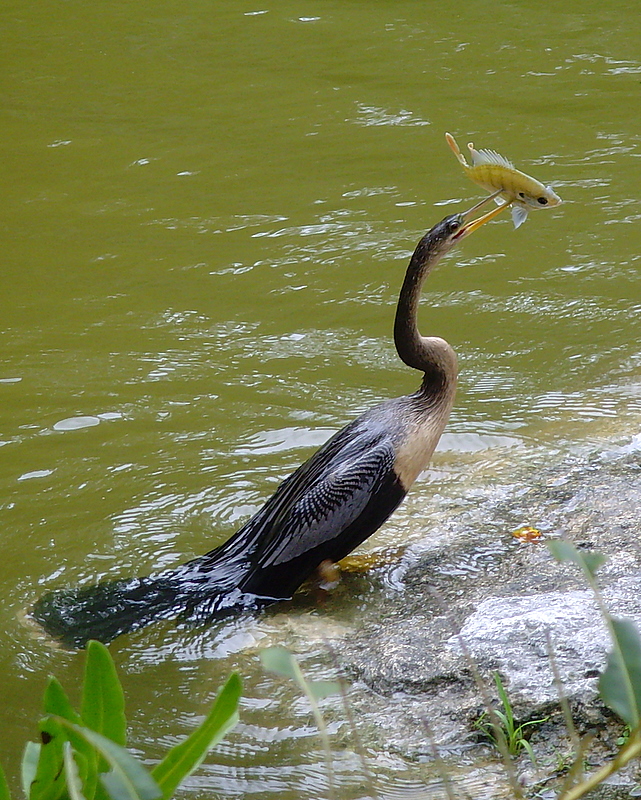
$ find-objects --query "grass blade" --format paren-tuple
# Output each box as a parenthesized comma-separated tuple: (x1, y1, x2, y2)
(151, 673, 241, 800)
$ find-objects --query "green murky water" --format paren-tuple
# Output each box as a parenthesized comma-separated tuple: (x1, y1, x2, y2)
(1, 1, 640, 796)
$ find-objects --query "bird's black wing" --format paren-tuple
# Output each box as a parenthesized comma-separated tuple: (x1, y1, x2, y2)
(235, 418, 406, 598)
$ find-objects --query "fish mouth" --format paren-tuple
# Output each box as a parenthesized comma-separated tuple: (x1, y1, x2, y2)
(454, 191, 511, 239)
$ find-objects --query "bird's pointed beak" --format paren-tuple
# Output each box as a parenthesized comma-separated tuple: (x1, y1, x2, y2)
(454, 191, 511, 240)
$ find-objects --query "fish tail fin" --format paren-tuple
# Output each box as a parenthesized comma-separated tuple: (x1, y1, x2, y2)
(30, 568, 251, 649)
(445, 132, 468, 167)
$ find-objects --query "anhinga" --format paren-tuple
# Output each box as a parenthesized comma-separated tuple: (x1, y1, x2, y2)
(32, 196, 507, 648)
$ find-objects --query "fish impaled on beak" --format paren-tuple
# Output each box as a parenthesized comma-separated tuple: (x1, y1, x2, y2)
(453, 191, 511, 240)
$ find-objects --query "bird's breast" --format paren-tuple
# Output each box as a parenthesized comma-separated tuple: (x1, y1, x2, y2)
(392, 409, 451, 491)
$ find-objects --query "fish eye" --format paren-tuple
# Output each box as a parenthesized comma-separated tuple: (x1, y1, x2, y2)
(537, 196, 548, 205)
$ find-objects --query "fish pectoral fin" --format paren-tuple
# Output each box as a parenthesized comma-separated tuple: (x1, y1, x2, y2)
(511, 204, 529, 228)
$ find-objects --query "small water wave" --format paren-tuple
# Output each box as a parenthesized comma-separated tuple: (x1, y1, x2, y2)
(233, 426, 334, 456)
(351, 102, 430, 127)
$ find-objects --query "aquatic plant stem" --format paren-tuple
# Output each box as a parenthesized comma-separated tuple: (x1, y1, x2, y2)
(558, 728, 641, 800)
(290, 658, 336, 800)
(323, 638, 379, 799)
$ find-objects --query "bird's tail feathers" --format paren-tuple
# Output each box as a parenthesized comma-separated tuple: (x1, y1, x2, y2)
(30, 568, 263, 649)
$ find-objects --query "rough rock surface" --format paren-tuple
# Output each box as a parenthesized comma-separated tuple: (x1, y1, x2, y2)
(332, 435, 641, 794)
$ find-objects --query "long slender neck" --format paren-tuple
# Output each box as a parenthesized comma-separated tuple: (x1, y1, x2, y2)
(393, 233, 457, 387)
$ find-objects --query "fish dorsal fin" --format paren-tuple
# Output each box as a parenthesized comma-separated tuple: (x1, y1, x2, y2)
(468, 143, 514, 170)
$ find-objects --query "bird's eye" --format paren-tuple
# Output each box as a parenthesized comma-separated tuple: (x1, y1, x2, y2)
(537, 196, 548, 205)
(517, 192, 525, 199)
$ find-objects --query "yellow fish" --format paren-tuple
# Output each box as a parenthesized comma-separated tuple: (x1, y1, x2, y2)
(445, 132, 562, 229)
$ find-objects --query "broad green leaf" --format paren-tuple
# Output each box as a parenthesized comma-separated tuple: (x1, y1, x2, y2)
(151, 673, 241, 800)
(43, 675, 100, 800)
(599, 617, 641, 728)
(0, 762, 10, 800)
(306, 681, 341, 701)
(81, 641, 127, 747)
(547, 540, 607, 577)
(55, 721, 160, 800)
(21, 742, 40, 799)
(30, 717, 68, 800)
(63, 743, 87, 800)
(44, 678, 82, 723)
(260, 647, 297, 679)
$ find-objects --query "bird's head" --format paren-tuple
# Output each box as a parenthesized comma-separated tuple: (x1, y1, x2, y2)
(426, 194, 509, 257)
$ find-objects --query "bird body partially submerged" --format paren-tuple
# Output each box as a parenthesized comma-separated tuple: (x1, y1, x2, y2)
(445, 132, 562, 229)
(31, 199, 508, 648)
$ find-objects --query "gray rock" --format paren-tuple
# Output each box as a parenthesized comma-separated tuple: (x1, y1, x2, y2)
(335, 438, 641, 772)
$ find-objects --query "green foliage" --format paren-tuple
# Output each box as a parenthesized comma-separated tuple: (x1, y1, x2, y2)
(599, 617, 641, 729)
(151, 673, 241, 800)
(0, 763, 10, 800)
(1, 640, 240, 800)
(547, 540, 607, 579)
(260, 647, 341, 800)
(81, 641, 127, 748)
(260, 646, 340, 701)
(55, 722, 161, 800)
(615, 725, 631, 747)
(20, 744, 40, 799)
(7, 542, 641, 800)
(547, 539, 641, 730)
(474, 672, 548, 762)
(544, 540, 641, 799)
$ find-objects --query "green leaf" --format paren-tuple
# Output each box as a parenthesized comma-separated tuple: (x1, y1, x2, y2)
(81, 641, 127, 747)
(44, 678, 82, 724)
(0, 762, 10, 800)
(260, 648, 341, 699)
(54, 721, 160, 800)
(151, 673, 241, 800)
(43, 675, 101, 800)
(547, 540, 607, 577)
(63, 743, 87, 800)
(21, 742, 40, 799)
(30, 717, 68, 800)
(259, 646, 336, 794)
(260, 647, 297, 679)
(306, 681, 341, 701)
(599, 617, 641, 728)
